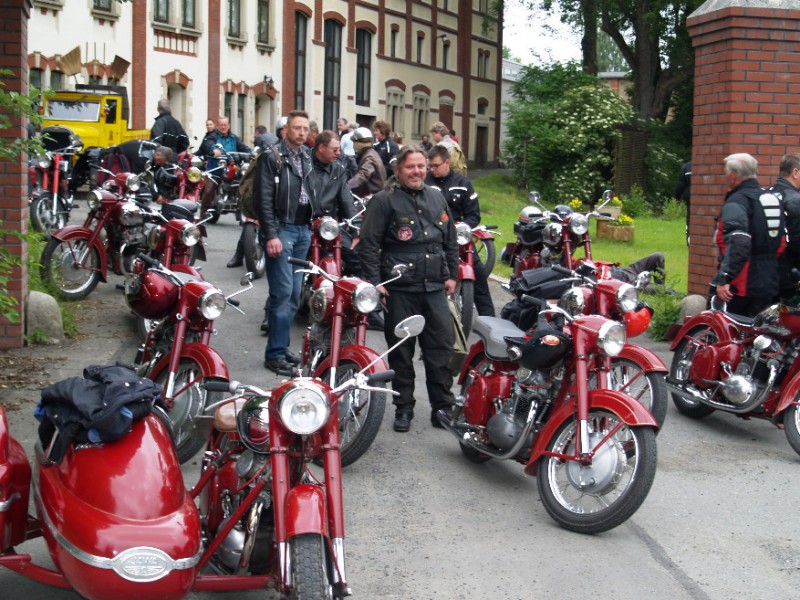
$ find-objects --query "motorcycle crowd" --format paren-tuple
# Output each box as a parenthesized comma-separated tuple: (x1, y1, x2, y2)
(2, 124, 799, 599)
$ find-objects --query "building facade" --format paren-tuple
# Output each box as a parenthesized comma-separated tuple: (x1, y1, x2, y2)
(27, 0, 503, 165)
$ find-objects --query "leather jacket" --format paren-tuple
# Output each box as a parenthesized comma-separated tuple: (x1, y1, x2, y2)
(348, 147, 387, 197)
(307, 151, 358, 222)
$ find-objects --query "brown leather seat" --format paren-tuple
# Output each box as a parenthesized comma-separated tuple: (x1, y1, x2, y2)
(213, 398, 247, 433)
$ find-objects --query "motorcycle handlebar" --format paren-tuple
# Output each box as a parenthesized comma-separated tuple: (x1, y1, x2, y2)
(366, 370, 395, 384)
(288, 257, 312, 268)
(551, 265, 573, 277)
(136, 253, 161, 268)
(205, 380, 238, 393)
(227, 298, 240, 307)
(520, 294, 549, 309)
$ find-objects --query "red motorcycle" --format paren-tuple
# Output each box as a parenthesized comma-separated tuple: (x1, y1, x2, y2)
(0, 316, 423, 599)
(40, 171, 153, 300)
(293, 257, 407, 466)
(173, 151, 208, 203)
(28, 125, 84, 236)
(206, 150, 252, 224)
(441, 301, 658, 533)
(667, 297, 800, 455)
(127, 255, 254, 463)
(453, 222, 498, 337)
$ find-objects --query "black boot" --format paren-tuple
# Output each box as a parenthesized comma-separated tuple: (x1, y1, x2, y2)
(227, 239, 244, 268)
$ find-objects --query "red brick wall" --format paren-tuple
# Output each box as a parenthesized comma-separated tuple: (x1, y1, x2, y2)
(0, 0, 32, 349)
(687, 5, 800, 296)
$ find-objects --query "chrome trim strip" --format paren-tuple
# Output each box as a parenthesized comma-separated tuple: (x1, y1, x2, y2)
(0, 492, 21, 512)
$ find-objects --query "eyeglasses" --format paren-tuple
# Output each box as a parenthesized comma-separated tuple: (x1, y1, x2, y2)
(428, 161, 445, 169)
(326, 145, 341, 153)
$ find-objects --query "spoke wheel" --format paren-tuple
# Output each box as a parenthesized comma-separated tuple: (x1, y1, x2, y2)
(473, 237, 496, 275)
(31, 191, 68, 237)
(242, 222, 265, 279)
(286, 534, 333, 600)
(537, 410, 657, 534)
(590, 358, 668, 429)
(454, 280, 475, 338)
(152, 358, 216, 463)
(318, 359, 386, 467)
(669, 327, 717, 418)
(41, 236, 101, 300)
(784, 404, 800, 456)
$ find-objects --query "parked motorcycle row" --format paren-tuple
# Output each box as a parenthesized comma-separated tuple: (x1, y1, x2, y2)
(5, 144, 800, 598)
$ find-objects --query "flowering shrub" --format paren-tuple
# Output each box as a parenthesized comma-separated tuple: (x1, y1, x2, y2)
(568, 198, 584, 211)
(610, 196, 623, 207)
(610, 213, 635, 227)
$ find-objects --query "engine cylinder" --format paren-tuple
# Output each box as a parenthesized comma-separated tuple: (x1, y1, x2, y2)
(486, 412, 523, 451)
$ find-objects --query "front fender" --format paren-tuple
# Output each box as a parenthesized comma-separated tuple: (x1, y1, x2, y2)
(777, 373, 800, 414)
(616, 343, 667, 372)
(524, 388, 658, 476)
(51, 225, 108, 282)
(314, 345, 387, 378)
(669, 311, 738, 350)
(148, 343, 230, 382)
(458, 261, 475, 281)
(285, 484, 328, 538)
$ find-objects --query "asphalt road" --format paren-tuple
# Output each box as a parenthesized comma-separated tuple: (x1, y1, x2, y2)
(1, 204, 799, 599)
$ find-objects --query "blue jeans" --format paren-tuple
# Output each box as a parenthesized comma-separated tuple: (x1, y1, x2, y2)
(264, 224, 311, 360)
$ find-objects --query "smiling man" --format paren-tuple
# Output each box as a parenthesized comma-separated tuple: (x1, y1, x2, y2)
(357, 144, 459, 432)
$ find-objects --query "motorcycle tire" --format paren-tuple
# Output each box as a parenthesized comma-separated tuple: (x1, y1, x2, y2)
(30, 190, 68, 237)
(152, 357, 216, 463)
(242, 221, 266, 279)
(454, 280, 475, 339)
(537, 409, 657, 534)
(41, 235, 102, 300)
(287, 534, 333, 600)
(591, 358, 668, 429)
(669, 327, 716, 419)
(318, 359, 386, 467)
(783, 404, 800, 456)
(189, 244, 200, 266)
(474, 237, 496, 275)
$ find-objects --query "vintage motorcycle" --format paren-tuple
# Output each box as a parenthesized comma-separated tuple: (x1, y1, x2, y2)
(453, 222, 498, 337)
(667, 297, 800, 455)
(440, 301, 658, 533)
(206, 150, 252, 224)
(0, 316, 423, 600)
(40, 171, 152, 300)
(293, 256, 406, 466)
(128, 255, 253, 463)
(28, 125, 84, 236)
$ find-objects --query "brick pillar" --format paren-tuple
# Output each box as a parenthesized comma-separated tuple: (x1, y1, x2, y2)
(686, 1, 800, 296)
(0, 0, 32, 349)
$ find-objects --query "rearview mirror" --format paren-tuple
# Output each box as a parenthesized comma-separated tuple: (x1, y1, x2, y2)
(394, 315, 425, 338)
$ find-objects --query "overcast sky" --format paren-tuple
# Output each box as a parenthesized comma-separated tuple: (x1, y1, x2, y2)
(503, 1, 582, 65)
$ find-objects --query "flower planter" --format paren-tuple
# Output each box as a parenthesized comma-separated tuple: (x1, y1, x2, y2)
(599, 205, 622, 220)
(597, 219, 634, 242)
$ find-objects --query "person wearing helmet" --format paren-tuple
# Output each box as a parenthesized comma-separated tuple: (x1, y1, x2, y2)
(373, 119, 399, 177)
(425, 144, 495, 317)
(357, 144, 459, 433)
(348, 126, 387, 197)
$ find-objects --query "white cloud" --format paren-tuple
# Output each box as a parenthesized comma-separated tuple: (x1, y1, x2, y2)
(503, 1, 582, 66)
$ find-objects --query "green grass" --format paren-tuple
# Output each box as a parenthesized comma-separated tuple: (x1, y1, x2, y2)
(474, 173, 688, 294)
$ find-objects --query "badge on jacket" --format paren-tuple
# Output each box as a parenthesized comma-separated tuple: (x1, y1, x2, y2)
(398, 227, 413, 241)
(440, 211, 449, 223)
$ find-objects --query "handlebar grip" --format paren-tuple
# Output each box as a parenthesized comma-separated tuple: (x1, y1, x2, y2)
(520, 294, 548, 309)
(288, 257, 311, 268)
(551, 265, 573, 276)
(227, 298, 240, 307)
(205, 380, 238, 393)
(137, 253, 160, 267)
(485, 224, 498, 230)
(367, 370, 395, 384)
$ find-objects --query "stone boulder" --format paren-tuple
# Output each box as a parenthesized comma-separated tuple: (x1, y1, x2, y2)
(25, 290, 63, 344)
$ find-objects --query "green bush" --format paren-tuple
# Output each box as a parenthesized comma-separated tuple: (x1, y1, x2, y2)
(644, 289, 683, 341)
(661, 198, 687, 221)
(620, 185, 648, 218)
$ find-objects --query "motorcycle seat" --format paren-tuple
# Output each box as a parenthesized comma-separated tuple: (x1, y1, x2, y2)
(723, 311, 754, 326)
(213, 398, 248, 433)
(473, 316, 526, 360)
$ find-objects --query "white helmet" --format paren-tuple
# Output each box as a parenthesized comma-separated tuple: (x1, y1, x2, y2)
(518, 206, 543, 223)
(352, 127, 374, 143)
(275, 116, 288, 132)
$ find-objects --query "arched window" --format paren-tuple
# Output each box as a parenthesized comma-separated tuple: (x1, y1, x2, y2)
(386, 87, 405, 133)
(412, 92, 430, 138)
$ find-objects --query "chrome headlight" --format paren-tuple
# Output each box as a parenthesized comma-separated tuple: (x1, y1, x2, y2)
(310, 287, 328, 323)
(598, 320, 626, 356)
(180, 223, 201, 246)
(198, 288, 226, 320)
(36, 153, 52, 169)
(147, 225, 163, 250)
(88, 190, 103, 210)
(559, 287, 585, 317)
(118, 201, 143, 225)
(570, 214, 589, 236)
(126, 173, 142, 192)
(455, 222, 472, 246)
(352, 282, 379, 314)
(187, 166, 202, 183)
(278, 381, 330, 435)
(616, 283, 638, 313)
(317, 216, 340, 241)
(543, 222, 562, 246)
(191, 155, 204, 168)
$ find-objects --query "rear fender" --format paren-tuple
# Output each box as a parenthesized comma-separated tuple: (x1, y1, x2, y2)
(524, 388, 658, 476)
(285, 484, 328, 538)
(148, 343, 230, 382)
(51, 225, 108, 282)
(669, 311, 738, 350)
(458, 340, 487, 384)
(0, 406, 32, 550)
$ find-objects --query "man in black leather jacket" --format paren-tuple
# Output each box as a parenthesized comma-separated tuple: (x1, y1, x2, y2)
(358, 144, 459, 432)
(771, 153, 800, 300)
(150, 99, 188, 153)
(253, 110, 314, 373)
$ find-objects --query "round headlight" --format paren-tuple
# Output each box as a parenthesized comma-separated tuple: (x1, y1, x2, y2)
(598, 320, 626, 356)
(198, 289, 226, 320)
(180, 223, 201, 247)
(191, 155, 204, 168)
(310, 287, 328, 323)
(543, 222, 562, 246)
(318, 217, 340, 241)
(559, 287, 586, 317)
(147, 225, 163, 250)
(88, 190, 103, 210)
(37, 153, 52, 169)
(352, 282, 379, 314)
(118, 201, 143, 225)
(616, 283, 639, 313)
(278, 382, 330, 435)
(126, 173, 142, 192)
(570, 214, 589, 236)
(455, 222, 472, 246)
(187, 166, 202, 183)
